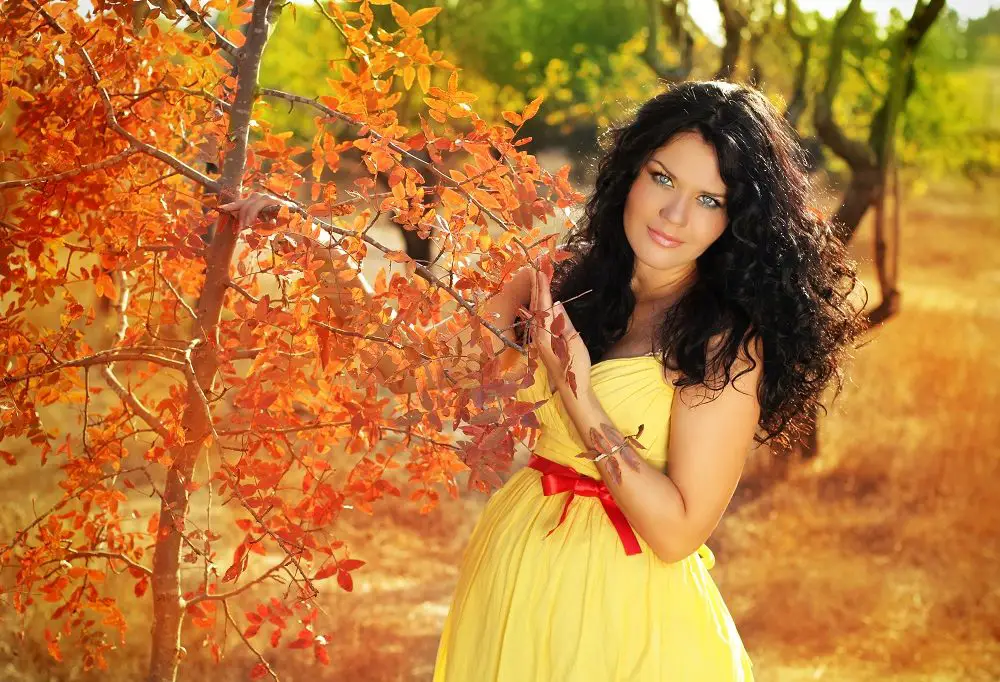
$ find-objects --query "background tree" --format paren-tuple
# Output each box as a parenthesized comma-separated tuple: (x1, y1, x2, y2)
(0, 0, 581, 679)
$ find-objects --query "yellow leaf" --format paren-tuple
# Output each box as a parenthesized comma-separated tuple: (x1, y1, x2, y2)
(502, 111, 522, 127)
(417, 65, 431, 93)
(474, 190, 501, 211)
(402, 65, 415, 90)
(8, 86, 35, 102)
(522, 95, 543, 122)
(390, 1, 410, 26)
(409, 6, 442, 26)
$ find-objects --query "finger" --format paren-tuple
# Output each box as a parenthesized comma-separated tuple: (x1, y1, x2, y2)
(539, 269, 553, 314)
(246, 200, 262, 226)
(219, 201, 237, 213)
(529, 270, 538, 339)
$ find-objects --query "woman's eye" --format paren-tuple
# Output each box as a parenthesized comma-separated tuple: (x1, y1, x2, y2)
(651, 171, 672, 187)
(699, 195, 723, 209)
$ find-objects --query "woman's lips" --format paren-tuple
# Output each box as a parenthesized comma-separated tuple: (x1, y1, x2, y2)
(647, 226, 684, 248)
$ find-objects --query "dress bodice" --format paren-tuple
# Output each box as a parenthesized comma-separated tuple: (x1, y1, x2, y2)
(515, 355, 676, 478)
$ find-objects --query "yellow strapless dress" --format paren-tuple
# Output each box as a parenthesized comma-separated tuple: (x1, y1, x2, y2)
(432, 355, 754, 681)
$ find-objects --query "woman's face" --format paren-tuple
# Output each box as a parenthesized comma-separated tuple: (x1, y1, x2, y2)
(622, 131, 729, 273)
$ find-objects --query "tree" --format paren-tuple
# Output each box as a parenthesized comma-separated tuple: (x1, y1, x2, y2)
(815, 0, 945, 325)
(0, 0, 582, 679)
(768, 0, 945, 460)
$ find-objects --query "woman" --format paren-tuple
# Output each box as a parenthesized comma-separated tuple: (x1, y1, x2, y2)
(224, 81, 864, 680)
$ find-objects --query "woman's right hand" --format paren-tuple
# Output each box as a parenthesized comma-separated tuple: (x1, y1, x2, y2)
(219, 191, 287, 229)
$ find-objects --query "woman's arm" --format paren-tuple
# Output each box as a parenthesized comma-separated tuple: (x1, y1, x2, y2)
(222, 192, 535, 394)
(556, 340, 764, 563)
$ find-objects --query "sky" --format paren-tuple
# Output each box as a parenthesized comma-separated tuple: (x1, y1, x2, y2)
(689, 0, 1000, 43)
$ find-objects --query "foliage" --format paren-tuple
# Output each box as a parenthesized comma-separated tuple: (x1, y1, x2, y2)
(0, 0, 583, 678)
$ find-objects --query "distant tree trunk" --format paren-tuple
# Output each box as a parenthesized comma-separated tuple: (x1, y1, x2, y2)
(402, 221, 433, 264)
(782, 0, 812, 130)
(795, 0, 944, 458)
(714, 0, 746, 81)
(641, 0, 694, 82)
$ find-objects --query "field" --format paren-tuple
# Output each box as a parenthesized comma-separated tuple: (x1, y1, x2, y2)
(2, 172, 998, 681)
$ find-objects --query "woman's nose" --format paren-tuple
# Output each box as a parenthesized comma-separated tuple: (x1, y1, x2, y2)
(660, 195, 690, 227)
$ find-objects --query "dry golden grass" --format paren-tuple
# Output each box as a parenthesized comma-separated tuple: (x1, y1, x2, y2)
(2, 174, 997, 680)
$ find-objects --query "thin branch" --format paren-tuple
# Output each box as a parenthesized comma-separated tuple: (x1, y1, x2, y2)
(161, 265, 205, 337)
(0, 467, 146, 555)
(844, 54, 884, 98)
(813, 0, 874, 170)
(98, 277, 173, 440)
(109, 85, 232, 114)
(0, 148, 140, 189)
(640, 0, 693, 82)
(226, 280, 259, 304)
(182, 339, 219, 443)
(173, 0, 240, 56)
(185, 558, 290, 607)
(2, 348, 187, 386)
(224, 601, 280, 682)
(62, 550, 153, 577)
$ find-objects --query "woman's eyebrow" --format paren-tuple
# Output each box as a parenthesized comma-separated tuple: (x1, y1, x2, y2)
(649, 158, 727, 198)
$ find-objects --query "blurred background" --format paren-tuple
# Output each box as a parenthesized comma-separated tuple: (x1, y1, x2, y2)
(3, 0, 999, 680)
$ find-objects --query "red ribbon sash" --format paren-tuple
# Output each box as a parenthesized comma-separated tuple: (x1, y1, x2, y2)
(527, 454, 642, 556)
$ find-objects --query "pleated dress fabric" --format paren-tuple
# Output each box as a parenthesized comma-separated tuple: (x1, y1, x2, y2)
(432, 355, 754, 681)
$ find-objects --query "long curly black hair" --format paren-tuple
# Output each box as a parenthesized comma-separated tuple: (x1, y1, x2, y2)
(549, 81, 867, 447)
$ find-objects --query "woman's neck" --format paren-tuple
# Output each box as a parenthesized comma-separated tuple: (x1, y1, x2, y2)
(631, 262, 695, 306)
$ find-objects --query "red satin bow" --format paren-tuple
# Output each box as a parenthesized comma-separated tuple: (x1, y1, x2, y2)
(527, 454, 642, 556)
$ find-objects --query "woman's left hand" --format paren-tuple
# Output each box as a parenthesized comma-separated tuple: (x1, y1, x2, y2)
(527, 267, 592, 397)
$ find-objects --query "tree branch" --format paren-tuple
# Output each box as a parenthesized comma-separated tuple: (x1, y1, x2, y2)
(0, 148, 140, 189)
(62, 550, 153, 577)
(1, 347, 186, 386)
(813, 0, 874, 171)
(184, 558, 290, 607)
(224, 601, 280, 682)
(173, 0, 240, 57)
(640, 0, 693, 82)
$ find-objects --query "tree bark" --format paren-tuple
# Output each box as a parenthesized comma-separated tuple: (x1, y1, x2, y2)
(641, 0, 693, 82)
(714, 0, 746, 81)
(782, 0, 812, 129)
(146, 1, 276, 680)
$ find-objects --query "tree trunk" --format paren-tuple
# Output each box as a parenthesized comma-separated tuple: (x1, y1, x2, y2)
(146, 1, 276, 679)
(640, 0, 693, 82)
(714, 0, 745, 81)
(796, 0, 943, 459)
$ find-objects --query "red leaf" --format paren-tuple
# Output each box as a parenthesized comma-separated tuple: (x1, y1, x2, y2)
(314, 563, 337, 581)
(339, 559, 365, 572)
(337, 569, 354, 592)
(250, 663, 269, 680)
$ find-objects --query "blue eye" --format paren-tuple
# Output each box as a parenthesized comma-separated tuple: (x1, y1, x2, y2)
(699, 195, 723, 210)
(650, 171, 673, 187)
